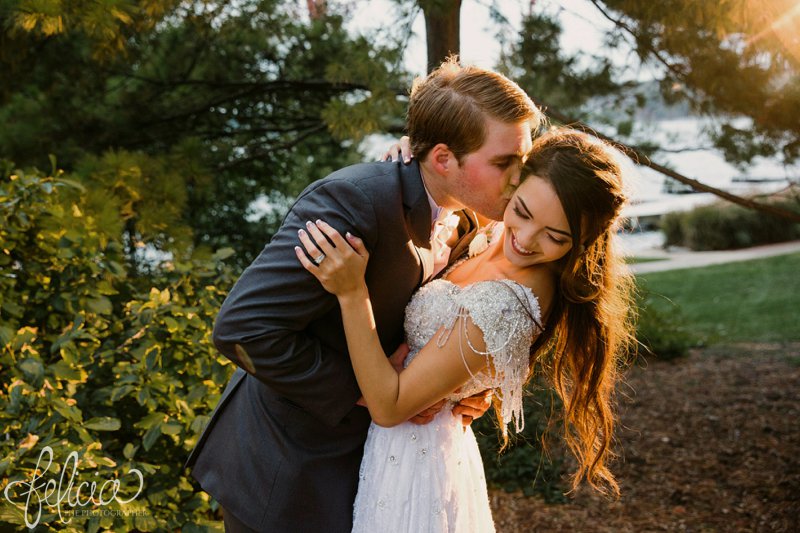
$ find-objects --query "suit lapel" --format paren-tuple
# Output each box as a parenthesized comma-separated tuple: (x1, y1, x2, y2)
(436, 210, 479, 280)
(400, 161, 435, 285)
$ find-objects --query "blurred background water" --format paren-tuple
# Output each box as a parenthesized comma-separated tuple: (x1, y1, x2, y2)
(617, 117, 798, 254)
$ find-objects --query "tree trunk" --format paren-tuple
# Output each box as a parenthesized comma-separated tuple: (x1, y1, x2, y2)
(306, 0, 326, 19)
(420, 0, 462, 73)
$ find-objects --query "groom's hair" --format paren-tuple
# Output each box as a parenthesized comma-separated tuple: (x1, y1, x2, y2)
(407, 56, 542, 162)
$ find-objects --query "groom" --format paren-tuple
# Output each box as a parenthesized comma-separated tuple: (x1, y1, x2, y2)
(185, 58, 542, 532)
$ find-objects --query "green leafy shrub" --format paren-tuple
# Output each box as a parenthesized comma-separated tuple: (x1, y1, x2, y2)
(634, 289, 698, 360)
(661, 198, 800, 251)
(473, 377, 568, 503)
(1, 165, 236, 531)
(660, 210, 684, 248)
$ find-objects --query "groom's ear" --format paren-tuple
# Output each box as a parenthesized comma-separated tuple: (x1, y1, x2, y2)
(429, 143, 457, 176)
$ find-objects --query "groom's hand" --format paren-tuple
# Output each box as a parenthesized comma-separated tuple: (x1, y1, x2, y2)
(409, 399, 447, 425)
(452, 389, 493, 427)
(409, 389, 493, 426)
(388, 343, 410, 374)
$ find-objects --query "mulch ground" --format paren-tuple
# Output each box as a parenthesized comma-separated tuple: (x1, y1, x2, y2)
(490, 343, 800, 532)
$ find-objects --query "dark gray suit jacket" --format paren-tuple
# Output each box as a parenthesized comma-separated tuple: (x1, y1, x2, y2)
(185, 160, 476, 532)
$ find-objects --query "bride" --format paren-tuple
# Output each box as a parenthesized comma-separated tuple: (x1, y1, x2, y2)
(295, 129, 635, 532)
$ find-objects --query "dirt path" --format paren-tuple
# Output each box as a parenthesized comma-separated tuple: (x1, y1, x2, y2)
(630, 240, 800, 274)
(490, 344, 800, 532)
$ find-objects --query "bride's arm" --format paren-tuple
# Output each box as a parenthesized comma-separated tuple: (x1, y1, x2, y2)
(296, 220, 491, 427)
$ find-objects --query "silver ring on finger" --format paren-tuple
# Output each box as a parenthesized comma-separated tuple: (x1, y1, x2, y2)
(313, 253, 326, 265)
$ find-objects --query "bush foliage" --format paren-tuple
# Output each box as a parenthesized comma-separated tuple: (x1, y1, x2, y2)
(0, 165, 237, 531)
(634, 290, 698, 360)
(661, 198, 800, 251)
(473, 377, 568, 503)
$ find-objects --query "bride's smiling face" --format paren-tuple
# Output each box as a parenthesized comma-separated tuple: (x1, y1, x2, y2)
(502, 175, 574, 267)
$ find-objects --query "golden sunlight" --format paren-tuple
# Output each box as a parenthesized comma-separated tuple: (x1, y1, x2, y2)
(745, 0, 800, 62)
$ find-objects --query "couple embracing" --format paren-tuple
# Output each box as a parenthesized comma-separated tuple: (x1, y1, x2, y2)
(185, 58, 635, 532)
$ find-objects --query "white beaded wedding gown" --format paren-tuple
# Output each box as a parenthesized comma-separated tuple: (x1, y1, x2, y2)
(351, 277, 541, 533)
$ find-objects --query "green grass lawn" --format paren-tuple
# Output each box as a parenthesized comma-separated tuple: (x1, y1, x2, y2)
(637, 252, 800, 343)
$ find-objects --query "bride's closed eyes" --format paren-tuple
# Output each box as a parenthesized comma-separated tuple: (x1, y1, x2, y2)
(512, 200, 569, 245)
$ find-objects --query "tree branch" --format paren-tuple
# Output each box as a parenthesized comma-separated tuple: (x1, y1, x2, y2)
(636, 144, 715, 154)
(536, 100, 800, 223)
(217, 123, 329, 171)
(102, 69, 383, 93)
(586, 0, 689, 82)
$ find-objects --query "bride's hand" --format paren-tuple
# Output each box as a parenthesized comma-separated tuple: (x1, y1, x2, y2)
(380, 135, 413, 163)
(295, 220, 369, 298)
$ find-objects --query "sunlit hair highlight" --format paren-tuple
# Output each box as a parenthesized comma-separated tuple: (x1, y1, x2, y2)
(521, 128, 636, 497)
(407, 56, 542, 162)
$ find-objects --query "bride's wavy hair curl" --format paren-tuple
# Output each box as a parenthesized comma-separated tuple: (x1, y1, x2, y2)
(522, 129, 636, 498)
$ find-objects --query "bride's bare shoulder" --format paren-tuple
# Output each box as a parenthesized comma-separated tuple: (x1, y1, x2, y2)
(513, 266, 557, 317)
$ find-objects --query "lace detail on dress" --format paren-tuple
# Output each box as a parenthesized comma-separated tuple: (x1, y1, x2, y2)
(443, 280, 540, 436)
(403, 278, 542, 438)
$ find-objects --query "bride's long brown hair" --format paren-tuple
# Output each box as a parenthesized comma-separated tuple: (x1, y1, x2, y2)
(521, 129, 636, 497)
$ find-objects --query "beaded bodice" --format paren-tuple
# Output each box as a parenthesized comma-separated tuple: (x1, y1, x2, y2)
(402, 278, 541, 435)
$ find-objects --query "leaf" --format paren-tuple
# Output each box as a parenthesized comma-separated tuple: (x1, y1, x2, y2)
(40, 15, 63, 36)
(134, 513, 159, 531)
(123, 442, 137, 459)
(110, 8, 133, 25)
(131, 344, 147, 361)
(95, 455, 117, 467)
(136, 386, 151, 406)
(181, 523, 222, 533)
(0, 325, 14, 347)
(84, 417, 121, 431)
(87, 296, 113, 315)
(87, 516, 101, 533)
(144, 345, 160, 370)
(163, 316, 179, 333)
(142, 424, 162, 451)
(19, 433, 39, 450)
(53, 177, 86, 193)
(50, 360, 86, 382)
(190, 415, 210, 435)
(53, 400, 83, 423)
(17, 13, 39, 32)
(0, 501, 26, 525)
(135, 411, 166, 430)
(175, 399, 193, 418)
(161, 421, 182, 435)
(111, 384, 136, 401)
(111, 385, 136, 402)
(107, 260, 125, 275)
(212, 247, 235, 261)
(18, 358, 44, 381)
(2, 300, 24, 318)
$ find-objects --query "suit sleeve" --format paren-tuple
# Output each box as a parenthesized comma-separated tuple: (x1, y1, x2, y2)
(212, 179, 379, 426)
